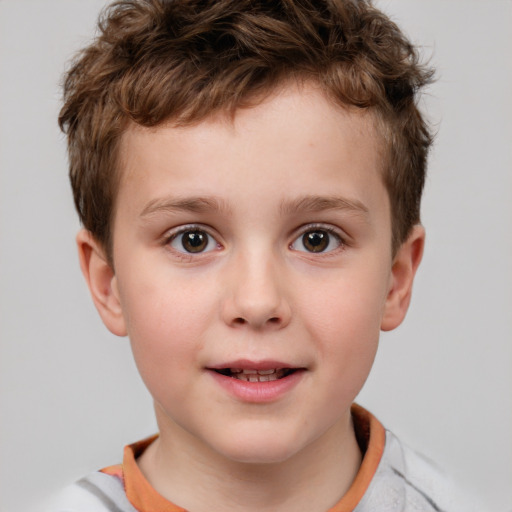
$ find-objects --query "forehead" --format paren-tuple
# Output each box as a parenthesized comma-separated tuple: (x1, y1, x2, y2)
(115, 84, 387, 220)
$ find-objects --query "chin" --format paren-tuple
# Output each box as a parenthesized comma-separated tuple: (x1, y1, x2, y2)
(212, 429, 307, 465)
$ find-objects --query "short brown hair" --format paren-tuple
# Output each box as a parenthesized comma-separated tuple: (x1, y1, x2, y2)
(59, 0, 434, 260)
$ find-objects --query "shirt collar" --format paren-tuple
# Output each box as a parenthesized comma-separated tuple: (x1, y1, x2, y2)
(102, 403, 385, 512)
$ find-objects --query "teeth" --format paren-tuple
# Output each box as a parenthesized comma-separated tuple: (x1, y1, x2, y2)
(235, 372, 279, 382)
(229, 368, 292, 382)
(257, 369, 276, 375)
(238, 368, 277, 375)
(213, 367, 295, 382)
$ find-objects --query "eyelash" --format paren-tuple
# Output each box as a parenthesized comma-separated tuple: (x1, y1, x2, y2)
(162, 223, 346, 258)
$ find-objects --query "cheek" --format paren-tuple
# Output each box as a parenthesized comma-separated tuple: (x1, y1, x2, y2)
(302, 276, 385, 334)
(298, 269, 387, 370)
(302, 285, 381, 404)
(118, 273, 217, 383)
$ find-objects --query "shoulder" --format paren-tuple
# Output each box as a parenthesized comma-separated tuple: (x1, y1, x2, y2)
(357, 430, 480, 512)
(43, 470, 138, 512)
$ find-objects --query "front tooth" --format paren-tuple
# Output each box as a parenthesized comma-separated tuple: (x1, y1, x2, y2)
(248, 375, 259, 382)
(242, 369, 257, 374)
(257, 369, 277, 375)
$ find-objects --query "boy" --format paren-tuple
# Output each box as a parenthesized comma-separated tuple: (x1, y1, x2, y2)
(50, 0, 474, 510)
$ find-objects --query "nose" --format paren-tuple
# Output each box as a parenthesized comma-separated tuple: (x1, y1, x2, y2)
(221, 250, 291, 330)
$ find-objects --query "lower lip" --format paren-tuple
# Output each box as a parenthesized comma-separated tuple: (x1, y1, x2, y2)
(208, 370, 305, 403)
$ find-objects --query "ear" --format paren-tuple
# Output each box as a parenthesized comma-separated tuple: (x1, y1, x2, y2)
(76, 229, 127, 337)
(381, 225, 425, 332)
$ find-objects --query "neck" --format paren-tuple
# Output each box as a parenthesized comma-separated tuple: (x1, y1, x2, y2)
(137, 406, 362, 512)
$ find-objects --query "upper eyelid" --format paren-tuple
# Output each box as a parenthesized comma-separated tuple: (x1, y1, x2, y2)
(291, 223, 346, 240)
(163, 223, 346, 239)
(164, 223, 218, 240)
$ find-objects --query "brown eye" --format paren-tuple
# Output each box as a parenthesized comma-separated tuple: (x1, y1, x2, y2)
(302, 231, 329, 252)
(169, 229, 217, 254)
(182, 231, 207, 252)
(291, 228, 342, 254)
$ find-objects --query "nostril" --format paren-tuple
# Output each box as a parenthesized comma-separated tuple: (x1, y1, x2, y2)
(231, 316, 281, 327)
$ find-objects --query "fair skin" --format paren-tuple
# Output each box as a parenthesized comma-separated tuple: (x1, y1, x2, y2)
(77, 84, 424, 512)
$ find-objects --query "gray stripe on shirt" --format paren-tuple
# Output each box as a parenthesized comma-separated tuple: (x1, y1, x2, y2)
(76, 472, 138, 512)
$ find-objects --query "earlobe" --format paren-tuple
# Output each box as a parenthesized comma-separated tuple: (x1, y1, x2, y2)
(76, 229, 127, 337)
(381, 225, 425, 332)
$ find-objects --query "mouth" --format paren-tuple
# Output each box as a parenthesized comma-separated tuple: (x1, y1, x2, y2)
(207, 362, 305, 401)
(211, 368, 297, 382)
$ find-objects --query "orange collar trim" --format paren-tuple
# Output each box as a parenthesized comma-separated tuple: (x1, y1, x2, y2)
(327, 404, 385, 511)
(101, 404, 385, 512)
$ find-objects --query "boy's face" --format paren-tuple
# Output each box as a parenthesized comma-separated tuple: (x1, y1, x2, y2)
(81, 84, 422, 465)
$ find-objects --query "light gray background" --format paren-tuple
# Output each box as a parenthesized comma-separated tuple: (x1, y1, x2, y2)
(1, 1, 511, 511)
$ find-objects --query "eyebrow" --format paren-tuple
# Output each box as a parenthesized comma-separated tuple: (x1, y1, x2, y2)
(139, 194, 369, 219)
(279, 195, 369, 217)
(140, 196, 232, 218)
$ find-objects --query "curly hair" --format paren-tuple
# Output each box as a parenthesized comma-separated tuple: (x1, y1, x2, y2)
(59, 0, 434, 260)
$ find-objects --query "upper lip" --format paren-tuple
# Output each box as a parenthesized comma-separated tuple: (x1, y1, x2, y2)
(207, 359, 299, 371)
